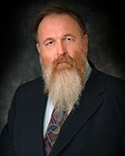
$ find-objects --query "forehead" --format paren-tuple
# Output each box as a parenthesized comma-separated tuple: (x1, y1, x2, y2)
(37, 13, 82, 40)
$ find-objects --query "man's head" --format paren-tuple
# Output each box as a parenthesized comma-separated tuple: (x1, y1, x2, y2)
(31, 5, 88, 111)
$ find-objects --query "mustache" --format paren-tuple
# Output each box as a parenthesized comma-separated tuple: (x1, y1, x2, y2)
(52, 55, 76, 69)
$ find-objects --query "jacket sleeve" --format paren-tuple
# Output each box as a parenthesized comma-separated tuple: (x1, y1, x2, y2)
(122, 94, 125, 155)
(118, 80, 125, 155)
(116, 79, 125, 155)
(0, 90, 17, 156)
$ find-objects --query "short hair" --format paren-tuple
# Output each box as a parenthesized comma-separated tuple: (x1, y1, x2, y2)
(31, 4, 86, 42)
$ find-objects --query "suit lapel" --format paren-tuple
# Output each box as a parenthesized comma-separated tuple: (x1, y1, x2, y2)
(37, 79, 48, 156)
(27, 78, 47, 155)
(49, 69, 106, 156)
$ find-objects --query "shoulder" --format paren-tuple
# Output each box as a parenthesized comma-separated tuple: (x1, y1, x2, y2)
(17, 77, 43, 91)
(91, 68, 125, 108)
(94, 69, 125, 120)
(89, 61, 125, 90)
(96, 69, 125, 90)
(14, 77, 44, 99)
(88, 61, 125, 104)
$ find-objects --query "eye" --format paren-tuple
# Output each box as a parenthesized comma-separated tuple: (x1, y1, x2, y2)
(46, 41, 53, 46)
(66, 38, 72, 41)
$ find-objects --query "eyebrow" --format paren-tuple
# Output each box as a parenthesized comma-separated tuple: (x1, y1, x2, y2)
(43, 38, 54, 45)
(63, 33, 76, 38)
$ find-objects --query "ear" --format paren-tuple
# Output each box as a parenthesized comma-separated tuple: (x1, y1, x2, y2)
(84, 34, 88, 47)
(83, 34, 88, 54)
(36, 43, 40, 53)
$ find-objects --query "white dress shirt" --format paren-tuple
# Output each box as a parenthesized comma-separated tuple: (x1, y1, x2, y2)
(43, 61, 92, 138)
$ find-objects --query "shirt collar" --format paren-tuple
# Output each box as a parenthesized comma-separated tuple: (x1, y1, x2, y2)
(85, 60, 93, 82)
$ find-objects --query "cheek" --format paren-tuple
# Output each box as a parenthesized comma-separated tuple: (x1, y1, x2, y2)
(41, 47, 58, 63)
(40, 51, 55, 65)
(67, 46, 77, 58)
(68, 48, 82, 59)
(67, 42, 85, 58)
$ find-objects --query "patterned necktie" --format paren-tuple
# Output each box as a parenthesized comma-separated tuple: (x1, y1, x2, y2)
(44, 108, 68, 156)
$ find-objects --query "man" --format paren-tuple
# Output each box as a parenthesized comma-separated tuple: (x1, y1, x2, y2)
(0, 4, 125, 156)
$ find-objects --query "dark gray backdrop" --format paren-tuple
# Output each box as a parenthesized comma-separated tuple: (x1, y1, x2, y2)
(0, 0, 125, 132)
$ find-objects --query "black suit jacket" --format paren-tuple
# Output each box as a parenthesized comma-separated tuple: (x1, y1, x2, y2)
(0, 64, 125, 156)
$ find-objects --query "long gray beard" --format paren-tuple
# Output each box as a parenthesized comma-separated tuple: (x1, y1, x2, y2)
(41, 52, 87, 112)
(43, 67, 85, 112)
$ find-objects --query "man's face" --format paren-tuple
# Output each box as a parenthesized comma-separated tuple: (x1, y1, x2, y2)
(36, 13, 88, 68)
(36, 13, 88, 111)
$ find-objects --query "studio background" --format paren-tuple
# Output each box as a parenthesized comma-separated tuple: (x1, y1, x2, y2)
(0, 0, 125, 132)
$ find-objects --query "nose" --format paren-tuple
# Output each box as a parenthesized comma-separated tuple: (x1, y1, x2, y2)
(57, 41, 68, 56)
